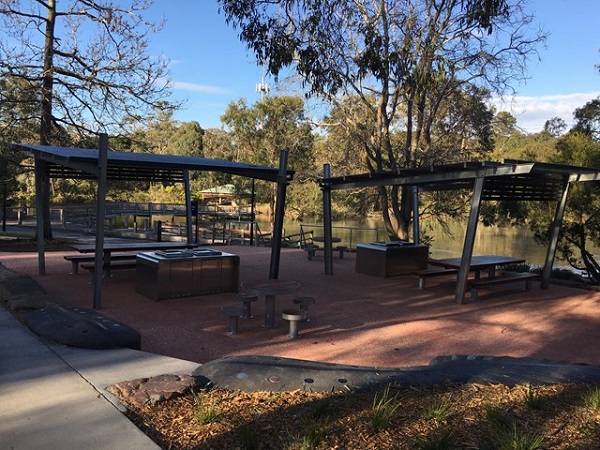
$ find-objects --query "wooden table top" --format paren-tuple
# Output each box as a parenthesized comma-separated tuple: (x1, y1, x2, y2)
(72, 241, 196, 253)
(241, 279, 301, 296)
(434, 255, 526, 269)
(313, 236, 342, 243)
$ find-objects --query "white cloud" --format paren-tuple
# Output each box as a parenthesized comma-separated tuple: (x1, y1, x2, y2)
(169, 80, 232, 95)
(491, 92, 600, 133)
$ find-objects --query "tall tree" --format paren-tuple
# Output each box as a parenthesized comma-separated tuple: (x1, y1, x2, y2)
(0, 0, 177, 237)
(221, 95, 314, 223)
(131, 109, 204, 157)
(531, 130, 600, 282)
(543, 117, 568, 138)
(218, 0, 546, 239)
(0, 75, 39, 221)
(573, 97, 600, 140)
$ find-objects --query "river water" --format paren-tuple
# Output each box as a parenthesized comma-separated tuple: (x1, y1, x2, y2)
(268, 217, 565, 267)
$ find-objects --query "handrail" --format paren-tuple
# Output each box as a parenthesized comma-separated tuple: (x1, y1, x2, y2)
(300, 223, 379, 250)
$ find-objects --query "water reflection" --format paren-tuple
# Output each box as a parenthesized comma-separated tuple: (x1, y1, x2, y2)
(270, 217, 553, 266)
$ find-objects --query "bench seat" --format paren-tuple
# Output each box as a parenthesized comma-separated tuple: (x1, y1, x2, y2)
(64, 253, 138, 274)
(469, 272, 539, 301)
(416, 266, 483, 289)
(304, 245, 346, 261)
(416, 268, 458, 289)
(81, 260, 138, 282)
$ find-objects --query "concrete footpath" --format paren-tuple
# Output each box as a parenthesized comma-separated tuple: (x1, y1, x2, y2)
(0, 307, 199, 450)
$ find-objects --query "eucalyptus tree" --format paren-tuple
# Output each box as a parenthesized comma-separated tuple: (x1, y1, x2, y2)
(531, 128, 600, 283)
(132, 109, 204, 157)
(221, 95, 315, 222)
(543, 117, 568, 138)
(573, 98, 600, 140)
(218, 0, 546, 239)
(0, 0, 177, 237)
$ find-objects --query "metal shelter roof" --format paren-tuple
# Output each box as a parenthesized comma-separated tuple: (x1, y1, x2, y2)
(12, 144, 294, 183)
(318, 159, 600, 304)
(321, 160, 600, 201)
(16, 140, 293, 309)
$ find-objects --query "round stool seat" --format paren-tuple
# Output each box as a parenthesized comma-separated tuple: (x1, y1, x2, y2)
(292, 296, 316, 322)
(293, 296, 316, 307)
(221, 305, 247, 316)
(282, 308, 306, 321)
(235, 293, 258, 318)
(281, 308, 306, 339)
(220, 305, 247, 335)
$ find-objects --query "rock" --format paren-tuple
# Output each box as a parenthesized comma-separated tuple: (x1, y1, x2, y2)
(8, 293, 50, 310)
(0, 265, 52, 310)
(107, 374, 196, 407)
(26, 305, 141, 349)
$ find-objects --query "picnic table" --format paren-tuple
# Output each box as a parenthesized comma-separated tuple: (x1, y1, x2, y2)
(70, 241, 196, 277)
(429, 255, 525, 278)
(241, 279, 300, 329)
(428, 255, 538, 301)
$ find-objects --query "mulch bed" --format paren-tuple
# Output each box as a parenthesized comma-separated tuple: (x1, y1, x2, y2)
(125, 382, 600, 449)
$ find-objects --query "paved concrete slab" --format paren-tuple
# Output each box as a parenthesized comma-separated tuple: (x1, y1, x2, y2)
(0, 307, 199, 449)
(51, 344, 201, 411)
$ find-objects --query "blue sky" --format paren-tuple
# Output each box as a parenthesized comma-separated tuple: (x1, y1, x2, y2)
(148, 0, 600, 133)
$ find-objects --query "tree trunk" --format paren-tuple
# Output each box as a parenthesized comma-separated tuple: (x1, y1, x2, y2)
(38, 0, 56, 240)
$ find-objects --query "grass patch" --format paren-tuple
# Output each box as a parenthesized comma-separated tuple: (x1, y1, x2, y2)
(193, 390, 223, 425)
(583, 386, 600, 410)
(423, 396, 454, 423)
(371, 385, 401, 432)
(415, 429, 454, 450)
(496, 422, 545, 450)
(522, 384, 544, 410)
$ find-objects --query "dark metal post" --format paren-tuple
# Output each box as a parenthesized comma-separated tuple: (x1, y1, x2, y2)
(541, 181, 570, 288)
(250, 178, 255, 246)
(2, 183, 7, 232)
(184, 169, 193, 244)
(412, 186, 420, 244)
(455, 177, 484, 304)
(156, 220, 162, 242)
(269, 150, 289, 279)
(322, 164, 334, 275)
(93, 133, 109, 309)
(34, 158, 46, 275)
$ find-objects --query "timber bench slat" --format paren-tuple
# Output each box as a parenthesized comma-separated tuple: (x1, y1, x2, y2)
(427, 258, 452, 268)
(416, 268, 459, 289)
(64, 253, 138, 274)
(416, 266, 483, 289)
(81, 260, 138, 282)
(469, 272, 539, 301)
(304, 245, 346, 261)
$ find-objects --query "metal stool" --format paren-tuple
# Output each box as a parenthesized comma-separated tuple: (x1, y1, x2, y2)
(235, 293, 258, 318)
(282, 309, 306, 339)
(220, 305, 247, 334)
(304, 245, 319, 261)
(293, 296, 316, 322)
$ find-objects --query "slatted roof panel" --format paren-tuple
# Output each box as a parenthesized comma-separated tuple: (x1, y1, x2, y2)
(12, 144, 294, 183)
(322, 160, 600, 202)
